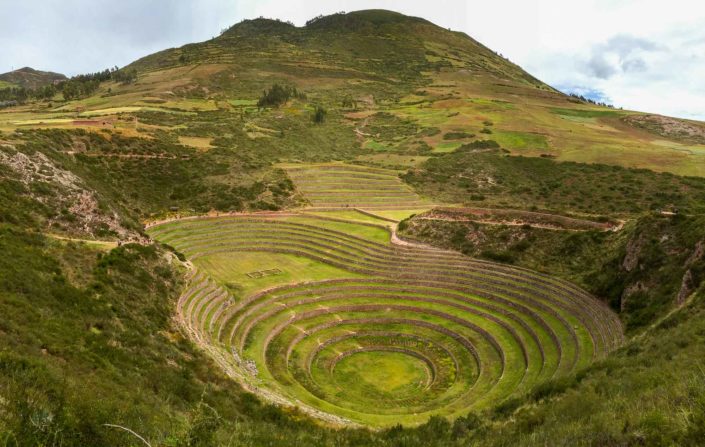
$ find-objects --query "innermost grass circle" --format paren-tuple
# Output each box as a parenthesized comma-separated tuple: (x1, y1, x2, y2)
(332, 350, 431, 397)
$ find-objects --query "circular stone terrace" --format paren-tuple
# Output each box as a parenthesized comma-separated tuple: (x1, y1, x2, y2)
(146, 163, 623, 427)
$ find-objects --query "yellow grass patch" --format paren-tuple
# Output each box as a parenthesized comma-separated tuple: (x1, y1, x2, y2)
(178, 136, 214, 151)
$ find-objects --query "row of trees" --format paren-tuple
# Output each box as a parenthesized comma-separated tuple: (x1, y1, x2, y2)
(72, 66, 137, 85)
(0, 66, 138, 105)
(257, 84, 306, 108)
(256, 84, 327, 124)
(568, 93, 616, 108)
(0, 84, 57, 104)
(61, 79, 101, 100)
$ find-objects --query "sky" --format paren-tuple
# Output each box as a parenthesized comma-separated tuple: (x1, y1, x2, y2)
(1, 0, 704, 119)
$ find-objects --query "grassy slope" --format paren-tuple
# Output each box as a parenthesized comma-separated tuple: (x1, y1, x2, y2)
(2, 11, 704, 177)
(401, 148, 705, 215)
(472, 290, 705, 447)
(0, 67, 66, 89)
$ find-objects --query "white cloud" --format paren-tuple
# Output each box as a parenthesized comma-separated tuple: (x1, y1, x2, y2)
(518, 0, 705, 119)
(1, 0, 703, 119)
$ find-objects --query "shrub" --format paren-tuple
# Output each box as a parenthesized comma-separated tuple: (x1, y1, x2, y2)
(480, 249, 516, 263)
(312, 105, 327, 124)
(257, 84, 305, 108)
(443, 131, 475, 140)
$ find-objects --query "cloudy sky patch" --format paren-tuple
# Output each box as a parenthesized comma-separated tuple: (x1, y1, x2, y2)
(0, 0, 703, 119)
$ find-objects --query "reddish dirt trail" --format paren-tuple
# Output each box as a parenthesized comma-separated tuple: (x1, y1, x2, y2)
(420, 207, 623, 232)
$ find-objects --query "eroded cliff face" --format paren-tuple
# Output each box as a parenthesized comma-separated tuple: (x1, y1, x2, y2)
(0, 148, 142, 241)
(617, 217, 705, 315)
(677, 240, 705, 305)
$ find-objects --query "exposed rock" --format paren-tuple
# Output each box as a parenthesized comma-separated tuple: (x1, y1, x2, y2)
(685, 240, 705, 266)
(676, 240, 705, 306)
(677, 269, 695, 305)
(624, 114, 705, 144)
(0, 149, 140, 241)
(622, 234, 643, 272)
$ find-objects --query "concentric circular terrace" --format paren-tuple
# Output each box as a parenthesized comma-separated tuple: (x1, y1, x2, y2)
(148, 210, 623, 427)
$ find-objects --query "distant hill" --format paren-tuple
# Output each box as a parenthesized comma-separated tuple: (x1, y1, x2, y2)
(0, 66, 66, 89)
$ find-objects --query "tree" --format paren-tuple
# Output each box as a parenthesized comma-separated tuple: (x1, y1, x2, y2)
(61, 81, 80, 100)
(257, 84, 305, 108)
(312, 105, 326, 124)
(112, 69, 138, 85)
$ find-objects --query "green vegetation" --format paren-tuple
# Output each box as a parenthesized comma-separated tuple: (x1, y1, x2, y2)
(148, 214, 622, 426)
(402, 149, 705, 215)
(0, 230, 281, 445)
(257, 84, 305, 108)
(312, 105, 327, 124)
(443, 131, 475, 140)
(1, 224, 703, 446)
(17, 128, 302, 217)
(401, 211, 705, 332)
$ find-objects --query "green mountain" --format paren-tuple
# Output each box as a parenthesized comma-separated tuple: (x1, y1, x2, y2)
(0, 66, 66, 89)
(0, 9, 704, 446)
(130, 10, 547, 90)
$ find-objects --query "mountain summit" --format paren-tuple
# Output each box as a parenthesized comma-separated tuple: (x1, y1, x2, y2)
(128, 9, 549, 92)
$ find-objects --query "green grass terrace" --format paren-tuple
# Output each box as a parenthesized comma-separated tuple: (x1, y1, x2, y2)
(147, 212, 623, 427)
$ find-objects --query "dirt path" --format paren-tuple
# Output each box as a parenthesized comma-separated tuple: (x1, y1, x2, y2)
(352, 115, 372, 141)
(45, 233, 119, 250)
(416, 216, 609, 232)
(419, 207, 624, 232)
(64, 151, 186, 160)
(389, 223, 455, 253)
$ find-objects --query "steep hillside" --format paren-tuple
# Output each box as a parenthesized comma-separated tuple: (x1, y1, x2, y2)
(2, 11, 703, 175)
(128, 10, 548, 92)
(0, 67, 66, 89)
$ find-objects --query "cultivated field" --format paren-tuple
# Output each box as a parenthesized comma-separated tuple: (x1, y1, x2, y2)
(148, 212, 623, 426)
(281, 163, 435, 210)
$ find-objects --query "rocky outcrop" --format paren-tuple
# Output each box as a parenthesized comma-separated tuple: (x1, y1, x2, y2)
(677, 270, 695, 305)
(677, 240, 705, 305)
(0, 149, 140, 241)
(622, 234, 644, 272)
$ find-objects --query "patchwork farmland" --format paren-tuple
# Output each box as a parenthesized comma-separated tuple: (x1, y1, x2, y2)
(148, 211, 623, 426)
